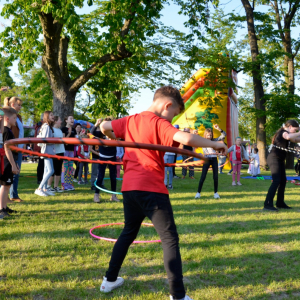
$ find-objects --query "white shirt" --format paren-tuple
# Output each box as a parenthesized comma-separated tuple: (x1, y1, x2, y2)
(53, 127, 65, 154)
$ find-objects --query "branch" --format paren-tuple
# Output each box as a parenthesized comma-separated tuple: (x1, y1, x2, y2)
(293, 40, 300, 58)
(69, 1, 141, 93)
(285, 0, 300, 28)
(81, 91, 92, 118)
(271, 1, 284, 40)
(58, 36, 71, 83)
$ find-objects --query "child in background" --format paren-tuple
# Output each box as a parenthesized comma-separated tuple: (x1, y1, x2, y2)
(116, 146, 124, 178)
(98, 85, 227, 300)
(77, 135, 90, 184)
(195, 124, 226, 199)
(228, 137, 249, 186)
(0, 107, 19, 219)
(249, 148, 260, 177)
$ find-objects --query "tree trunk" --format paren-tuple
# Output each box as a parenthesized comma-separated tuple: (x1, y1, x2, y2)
(241, 0, 267, 168)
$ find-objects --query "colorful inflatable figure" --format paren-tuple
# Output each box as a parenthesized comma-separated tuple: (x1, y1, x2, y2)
(73, 119, 94, 129)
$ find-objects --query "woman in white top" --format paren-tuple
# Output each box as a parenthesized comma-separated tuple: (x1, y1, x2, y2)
(47, 116, 65, 192)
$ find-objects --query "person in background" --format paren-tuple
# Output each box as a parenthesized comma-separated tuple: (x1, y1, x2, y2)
(181, 128, 195, 180)
(116, 146, 124, 178)
(93, 118, 118, 203)
(3, 97, 24, 203)
(218, 142, 227, 174)
(90, 118, 104, 191)
(77, 134, 90, 185)
(46, 116, 65, 193)
(264, 120, 300, 211)
(0, 107, 19, 219)
(164, 149, 175, 190)
(227, 151, 233, 176)
(61, 116, 76, 191)
(73, 123, 83, 182)
(34, 121, 44, 184)
(34, 111, 55, 197)
(248, 148, 260, 177)
(227, 137, 249, 186)
(195, 124, 226, 199)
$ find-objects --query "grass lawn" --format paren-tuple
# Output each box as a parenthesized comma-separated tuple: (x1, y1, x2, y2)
(1, 163, 300, 300)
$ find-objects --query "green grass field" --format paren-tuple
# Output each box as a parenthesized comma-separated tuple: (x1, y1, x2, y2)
(1, 163, 300, 300)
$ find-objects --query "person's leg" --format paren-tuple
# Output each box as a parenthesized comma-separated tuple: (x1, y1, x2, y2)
(164, 154, 170, 185)
(264, 155, 281, 207)
(39, 158, 52, 190)
(78, 162, 84, 182)
(91, 158, 99, 188)
(0, 185, 8, 209)
(84, 162, 88, 182)
(173, 154, 177, 177)
(95, 161, 107, 194)
(74, 161, 79, 179)
(212, 157, 218, 193)
(37, 158, 44, 184)
(189, 157, 194, 178)
(108, 158, 117, 192)
(116, 157, 121, 178)
(47, 176, 54, 188)
(182, 155, 187, 177)
(228, 161, 233, 174)
(145, 193, 185, 299)
(10, 152, 22, 198)
(276, 160, 287, 207)
(197, 161, 210, 193)
(105, 191, 145, 281)
(232, 160, 238, 182)
(236, 161, 242, 182)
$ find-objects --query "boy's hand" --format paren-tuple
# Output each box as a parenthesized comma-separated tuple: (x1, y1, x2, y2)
(213, 142, 228, 155)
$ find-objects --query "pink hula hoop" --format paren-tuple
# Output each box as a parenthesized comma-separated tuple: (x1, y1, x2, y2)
(89, 222, 161, 243)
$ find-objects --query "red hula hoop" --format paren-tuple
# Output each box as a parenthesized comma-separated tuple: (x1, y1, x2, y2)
(89, 222, 161, 243)
(5, 138, 208, 168)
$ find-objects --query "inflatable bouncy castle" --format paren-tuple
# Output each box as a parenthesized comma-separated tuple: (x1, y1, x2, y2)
(172, 68, 239, 148)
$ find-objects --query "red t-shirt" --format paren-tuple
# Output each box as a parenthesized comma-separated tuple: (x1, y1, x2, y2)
(235, 145, 241, 161)
(112, 111, 180, 194)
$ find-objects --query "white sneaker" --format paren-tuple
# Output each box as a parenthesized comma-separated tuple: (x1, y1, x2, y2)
(232, 181, 236, 186)
(34, 189, 48, 197)
(73, 179, 78, 183)
(43, 189, 55, 196)
(100, 276, 124, 293)
(170, 295, 194, 300)
(195, 192, 200, 199)
(214, 192, 220, 199)
(237, 181, 242, 186)
(227, 172, 232, 175)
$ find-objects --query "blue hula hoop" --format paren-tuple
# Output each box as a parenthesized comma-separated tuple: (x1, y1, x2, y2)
(94, 179, 123, 195)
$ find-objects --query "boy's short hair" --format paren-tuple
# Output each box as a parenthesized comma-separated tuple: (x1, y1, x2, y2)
(2, 106, 17, 117)
(153, 85, 184, 113)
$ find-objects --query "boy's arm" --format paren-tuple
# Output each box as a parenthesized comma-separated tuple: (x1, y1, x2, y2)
(173, 131, 227, 154)
(100, 121, 116, 140)
(4, 144, 19, 174)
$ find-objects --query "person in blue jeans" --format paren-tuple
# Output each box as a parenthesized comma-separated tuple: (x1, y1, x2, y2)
(164, 152, 175, 189)
(34, 111, 56, 197)
(3, 96, 24, 202)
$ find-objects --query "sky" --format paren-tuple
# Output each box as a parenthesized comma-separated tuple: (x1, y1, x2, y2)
(0, 0, 299, 116)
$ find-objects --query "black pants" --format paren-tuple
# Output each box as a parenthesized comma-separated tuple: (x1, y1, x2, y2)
(182, 155, 194, 177)
(173, 154, 177, 176)
(264, 154, 286, 207)
(197, 157, 218, 193)
(95, 156, 116, 194)
(37, 158, 44, 183)
(105, 191, 185, 299)
(74, 160, 80, 179)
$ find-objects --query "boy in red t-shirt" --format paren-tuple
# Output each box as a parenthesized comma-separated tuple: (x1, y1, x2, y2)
(98, 86, 227, 300)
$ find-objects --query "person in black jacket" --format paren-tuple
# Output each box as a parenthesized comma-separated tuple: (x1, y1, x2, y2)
(264, 120, 300, 211)
(93, 118, 118, 203)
